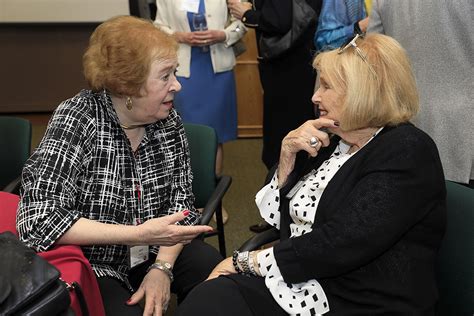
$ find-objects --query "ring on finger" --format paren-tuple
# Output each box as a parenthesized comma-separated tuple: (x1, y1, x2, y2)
(309, 136, 319, 148)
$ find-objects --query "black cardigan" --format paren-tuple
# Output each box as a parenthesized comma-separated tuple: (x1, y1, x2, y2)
(272, 123, 446, 314)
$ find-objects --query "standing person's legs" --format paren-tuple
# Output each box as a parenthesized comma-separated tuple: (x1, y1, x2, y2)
(259, 59, 315, 171)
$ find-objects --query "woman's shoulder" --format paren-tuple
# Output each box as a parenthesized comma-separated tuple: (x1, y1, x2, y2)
(381, 123, 438, 149)
(54, 90, 98, 117)
(49, 90, 100, 132)
(372, 123, 442, 164)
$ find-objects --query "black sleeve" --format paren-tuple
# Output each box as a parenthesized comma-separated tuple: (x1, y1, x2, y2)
(243, 0, 293, 35)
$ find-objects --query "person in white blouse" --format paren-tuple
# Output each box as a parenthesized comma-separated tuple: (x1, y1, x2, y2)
(176, 33, 446, 315)
(155, 0, 247, 224)
(154, 0, 246, 178)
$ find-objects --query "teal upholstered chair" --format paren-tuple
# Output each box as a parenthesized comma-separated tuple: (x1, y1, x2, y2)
(435, 181, 474, 315)
(183, 123, 232, 257)
(0, 116, 32, 193)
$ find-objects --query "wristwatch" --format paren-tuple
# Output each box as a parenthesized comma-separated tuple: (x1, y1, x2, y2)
(147, 260, 174, 282)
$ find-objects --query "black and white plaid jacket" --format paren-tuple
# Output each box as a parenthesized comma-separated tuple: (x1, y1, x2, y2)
(17, 89, 198, 283)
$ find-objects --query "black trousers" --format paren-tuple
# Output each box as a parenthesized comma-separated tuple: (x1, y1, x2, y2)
(97, 239, 223, 315)
(258, 43, 317, 170)
(176, 274, 287, 316)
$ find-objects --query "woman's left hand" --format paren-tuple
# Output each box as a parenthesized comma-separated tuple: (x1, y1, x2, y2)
(192, 30, 226, 46)
(206, 257, 236, 281)
(127, 269, 171, 316)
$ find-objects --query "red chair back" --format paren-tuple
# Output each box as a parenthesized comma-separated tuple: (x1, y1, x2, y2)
(0, 192, 105, 316)
(0, 192, 20, 235)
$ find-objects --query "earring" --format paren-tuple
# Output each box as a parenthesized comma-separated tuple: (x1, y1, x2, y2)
(125, 97, 133, 111)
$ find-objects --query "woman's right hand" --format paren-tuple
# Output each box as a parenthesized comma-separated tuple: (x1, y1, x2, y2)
(278, 118, 337, 186)
(136, 211, 213, 246)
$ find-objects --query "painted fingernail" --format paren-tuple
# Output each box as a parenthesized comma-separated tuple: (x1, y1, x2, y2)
(334, 121, 340, 126)
(183, 210, 190, 216)
(125, 299, 132, 305)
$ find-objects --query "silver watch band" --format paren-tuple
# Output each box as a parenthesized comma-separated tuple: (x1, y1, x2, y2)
(146, 260, 174, 282)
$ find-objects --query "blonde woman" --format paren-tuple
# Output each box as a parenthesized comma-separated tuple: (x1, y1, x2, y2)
(177, 33, 446, 315)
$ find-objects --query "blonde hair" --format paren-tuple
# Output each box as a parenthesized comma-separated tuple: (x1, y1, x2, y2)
(83, 15, 178, 97)
(314, 33, 419, 131)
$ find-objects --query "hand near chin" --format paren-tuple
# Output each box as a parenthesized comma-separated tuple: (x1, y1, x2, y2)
(136, 211, 213, 246)
(278, 118, 339, 186)
(282, 118, 338, 157)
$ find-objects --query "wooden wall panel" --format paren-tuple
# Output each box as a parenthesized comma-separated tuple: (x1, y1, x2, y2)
(234, 29, 263, 137)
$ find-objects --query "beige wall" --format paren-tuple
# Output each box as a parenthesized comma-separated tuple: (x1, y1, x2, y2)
(0, 24, 263, 137)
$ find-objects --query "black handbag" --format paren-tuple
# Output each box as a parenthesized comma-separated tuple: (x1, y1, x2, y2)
(0, 231, 71, 315)
(259, 0, 317, 60)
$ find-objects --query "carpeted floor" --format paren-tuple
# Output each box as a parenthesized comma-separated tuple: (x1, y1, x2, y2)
(211, 138, 269, 254)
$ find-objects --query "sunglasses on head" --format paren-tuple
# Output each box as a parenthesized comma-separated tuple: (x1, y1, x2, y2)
(338, 33, 377, 78)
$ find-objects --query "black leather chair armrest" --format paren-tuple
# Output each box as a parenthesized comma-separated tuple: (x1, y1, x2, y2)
(3, 176, 21, 195)
(199, 175, 232, 225)
(238, 227, 280, 252)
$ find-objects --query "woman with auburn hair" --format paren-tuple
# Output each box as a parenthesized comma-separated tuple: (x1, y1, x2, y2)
(177, 33, 446, 315)
(17, 15, 222, 316)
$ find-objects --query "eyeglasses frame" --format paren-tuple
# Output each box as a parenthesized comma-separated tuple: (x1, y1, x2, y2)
(338, 33, 378, 78)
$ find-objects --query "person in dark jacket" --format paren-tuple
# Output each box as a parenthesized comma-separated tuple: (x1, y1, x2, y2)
(228, 0, 322, 170)
(176, 33, 446, 315)
(229, 0, 323, 233)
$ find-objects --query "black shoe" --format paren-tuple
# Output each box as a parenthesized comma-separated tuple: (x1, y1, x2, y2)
(249, 222, 272, 233)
